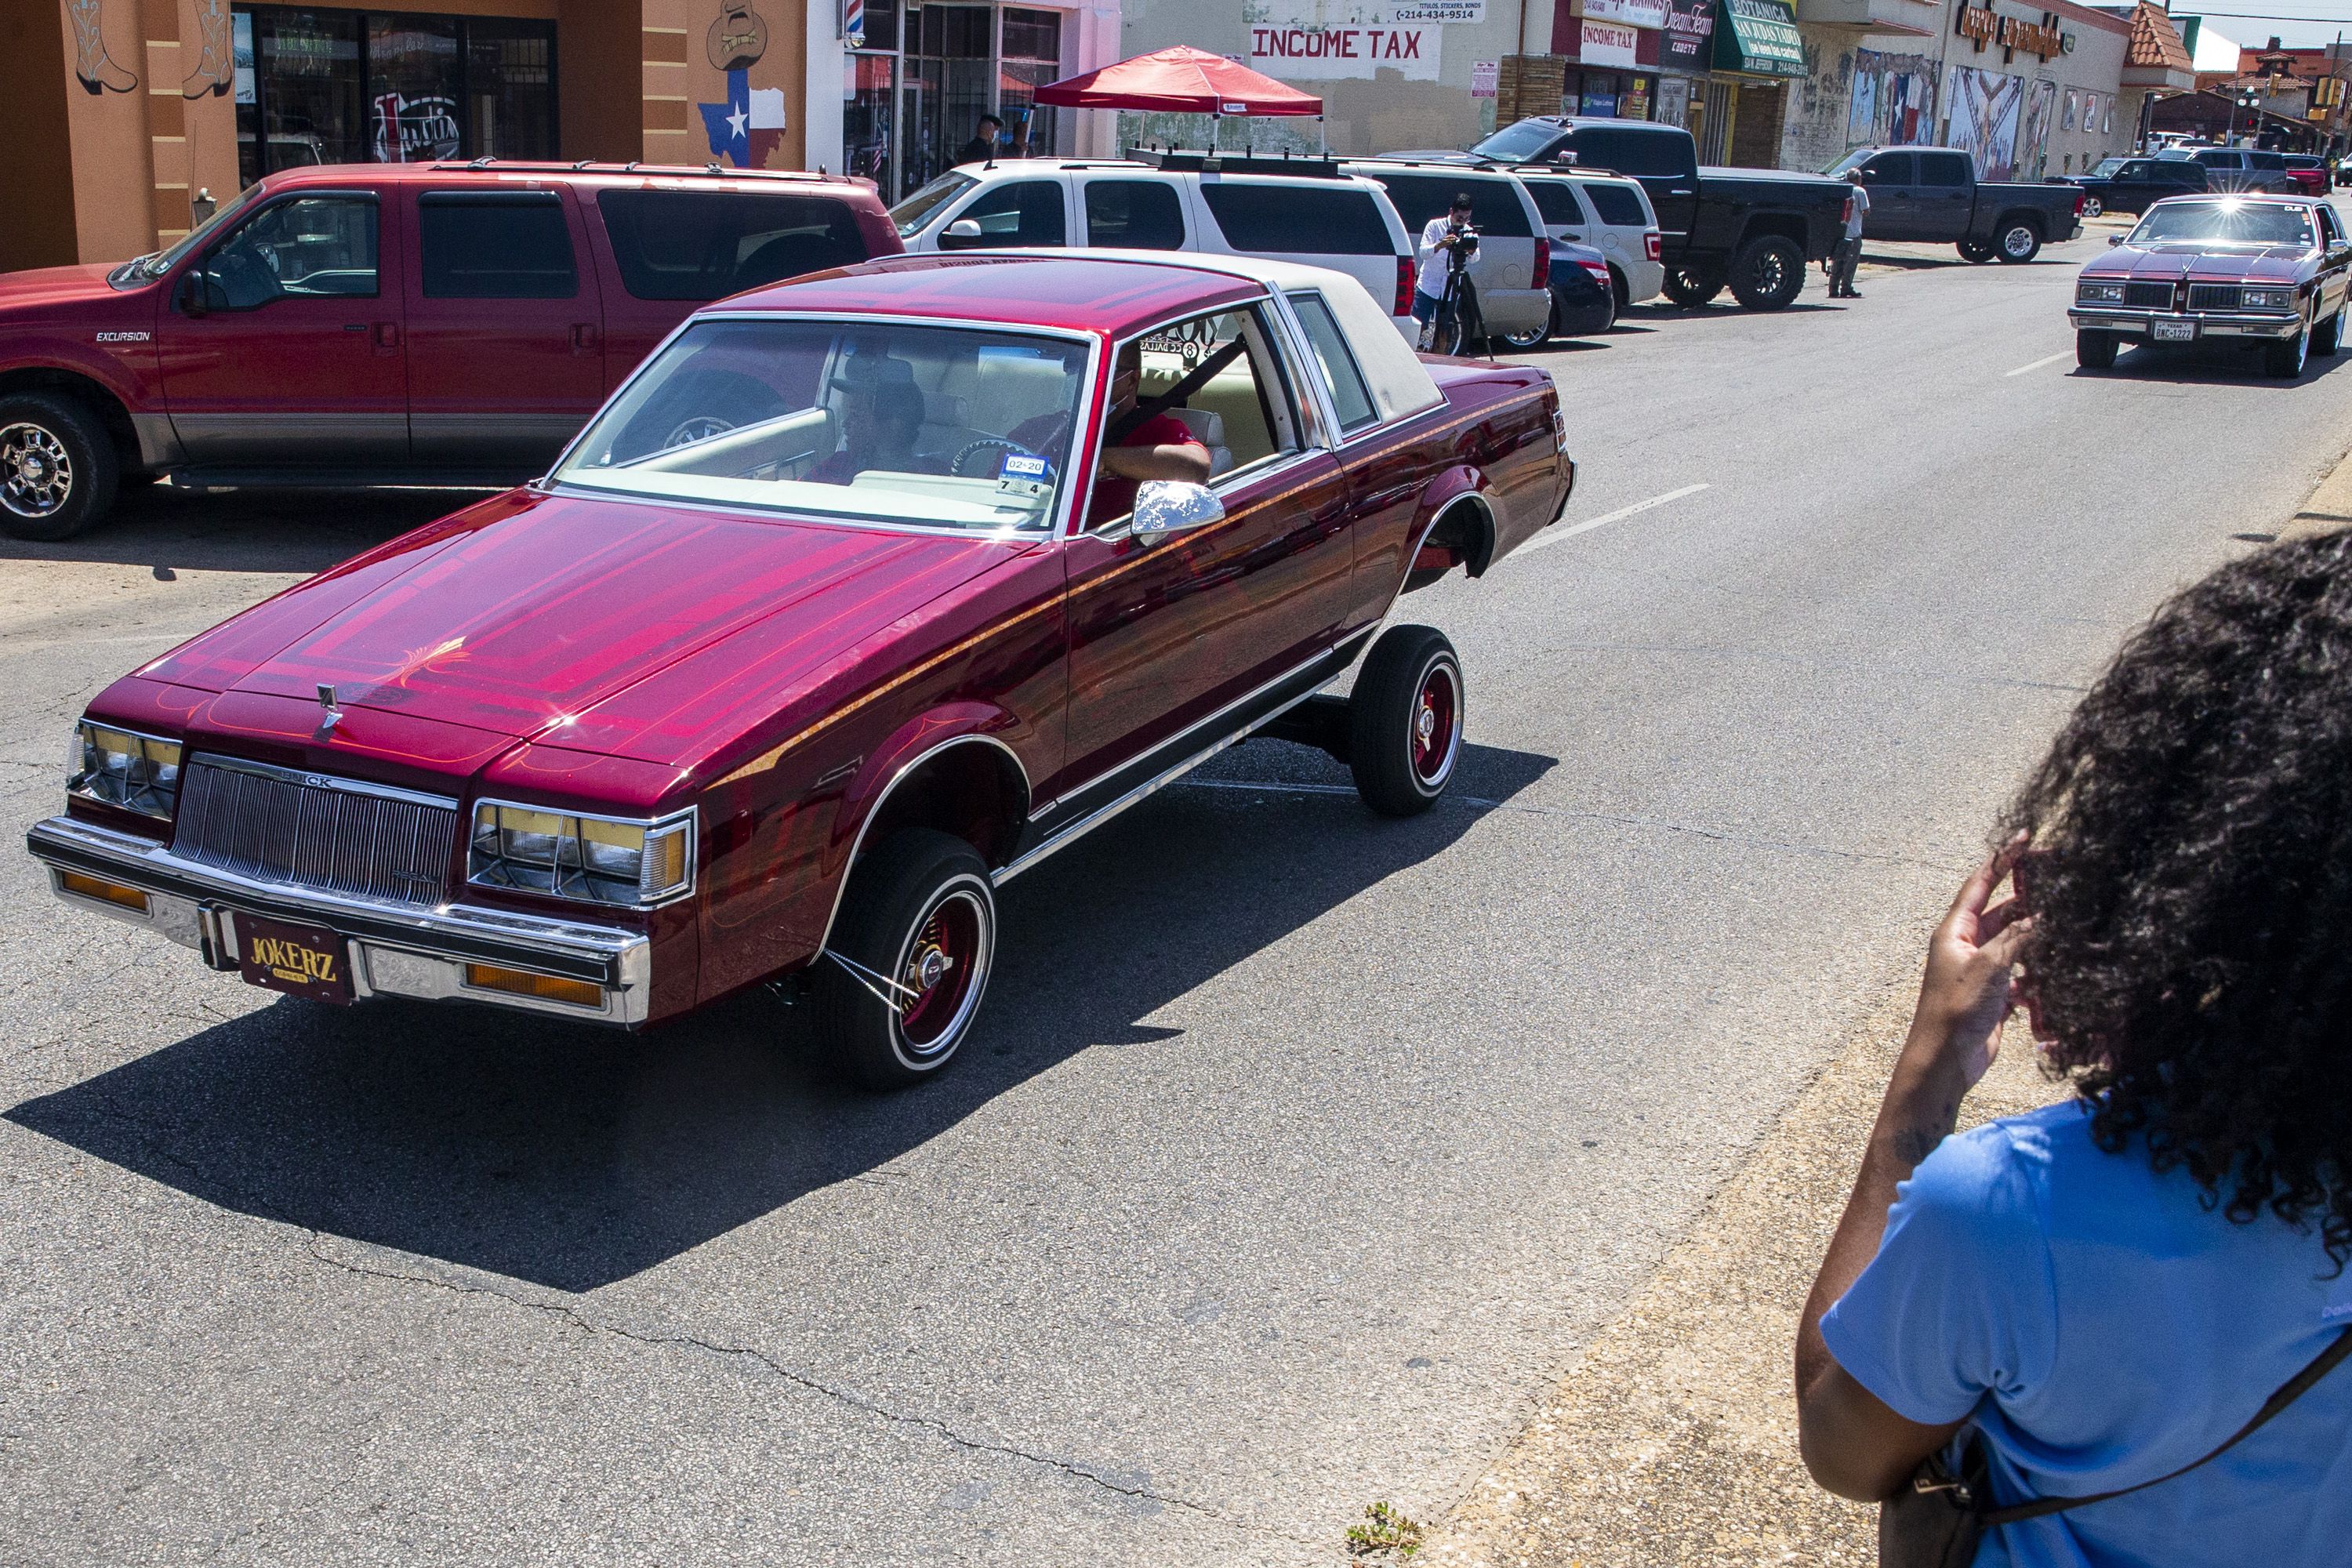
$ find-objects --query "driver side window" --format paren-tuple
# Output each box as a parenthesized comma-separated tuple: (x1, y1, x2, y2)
(193, 195, 379, 312)
(1087, 306, 1302, 531)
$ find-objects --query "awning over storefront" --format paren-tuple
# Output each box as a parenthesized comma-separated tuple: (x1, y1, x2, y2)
(1712, 0, 1806, 76)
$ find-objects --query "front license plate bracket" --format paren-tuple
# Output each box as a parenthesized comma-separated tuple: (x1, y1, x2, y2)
(224, 910, 356, 1004)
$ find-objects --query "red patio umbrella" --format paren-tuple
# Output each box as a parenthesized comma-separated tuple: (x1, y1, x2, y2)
(1033, 45, 1323, 118)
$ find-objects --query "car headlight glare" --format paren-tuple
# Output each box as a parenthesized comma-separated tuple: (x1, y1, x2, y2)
(67, 720, 181, 820)
(2241, 288, 2293, 310)
(2077, 280, 2125, 303)
(467, 801, 694, 907)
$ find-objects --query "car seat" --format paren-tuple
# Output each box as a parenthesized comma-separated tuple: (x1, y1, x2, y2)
(1162, 408, 1233, 477)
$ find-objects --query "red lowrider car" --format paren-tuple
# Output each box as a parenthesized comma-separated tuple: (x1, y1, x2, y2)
(2070, 194, 2352, 376)
(27, 253, 1573, 1087)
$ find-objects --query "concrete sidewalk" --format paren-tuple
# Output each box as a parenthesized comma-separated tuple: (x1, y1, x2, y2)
(1407, 453, 2349, 1567)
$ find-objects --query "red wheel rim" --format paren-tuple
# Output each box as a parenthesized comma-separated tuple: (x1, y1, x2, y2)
(1411, 660, 1461, 786)
(895, 887, 987, 1054)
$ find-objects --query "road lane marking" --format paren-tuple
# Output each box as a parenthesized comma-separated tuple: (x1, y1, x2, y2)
(2003, 350, 2073, 376)
(1520, 482, 1710, 555)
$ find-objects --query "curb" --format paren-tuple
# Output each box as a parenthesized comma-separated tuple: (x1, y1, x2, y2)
(2282, 441, 2352, 541)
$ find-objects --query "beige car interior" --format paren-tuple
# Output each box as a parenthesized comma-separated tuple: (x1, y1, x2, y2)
(1130, 307, 1298, 483)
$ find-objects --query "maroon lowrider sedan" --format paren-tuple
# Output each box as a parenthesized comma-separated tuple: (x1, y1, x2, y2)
(27, 253, 1573, 1087)
(2070, 194, 2352, 376)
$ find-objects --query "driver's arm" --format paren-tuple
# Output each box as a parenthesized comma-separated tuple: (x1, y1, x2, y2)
(1098, 438, 1210, 484)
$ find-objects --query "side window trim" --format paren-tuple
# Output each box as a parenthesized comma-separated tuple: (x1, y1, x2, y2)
(1280, 289, 1381, 440)
(183, 189, 383, 314)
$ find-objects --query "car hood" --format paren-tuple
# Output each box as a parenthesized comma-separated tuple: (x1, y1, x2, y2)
(0, 263, 132, 317)
(140, 488, 1025, 751)
(2084, 242, 2310, 281)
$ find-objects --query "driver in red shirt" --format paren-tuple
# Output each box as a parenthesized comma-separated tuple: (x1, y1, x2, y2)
(1012, 341, 1209, 525)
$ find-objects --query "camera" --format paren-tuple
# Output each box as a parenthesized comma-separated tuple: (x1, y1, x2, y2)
(1446, 220, 1481, 263)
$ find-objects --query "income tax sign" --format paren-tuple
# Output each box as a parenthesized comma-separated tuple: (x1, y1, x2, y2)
(1247, 2, 1445, 80)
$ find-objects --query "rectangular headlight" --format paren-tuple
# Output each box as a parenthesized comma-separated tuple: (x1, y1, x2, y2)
(2076, 281, 2125, 303)
(2240, 288, 2293, 310)
(466, 800, 694, 908)
(67, 720, 181, 820)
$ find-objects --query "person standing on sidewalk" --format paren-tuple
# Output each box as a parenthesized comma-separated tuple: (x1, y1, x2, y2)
(1828, 170, 1868, 299)
(1795, 533, 2352, 1566)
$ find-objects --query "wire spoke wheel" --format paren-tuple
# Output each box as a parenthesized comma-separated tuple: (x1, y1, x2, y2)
(0, 422, 73, 520)
(895, 887, 989, 1057)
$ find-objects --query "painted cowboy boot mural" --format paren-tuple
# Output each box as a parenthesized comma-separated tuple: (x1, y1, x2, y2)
(183, 0, 234, 98)
(68, 0, 140, 95)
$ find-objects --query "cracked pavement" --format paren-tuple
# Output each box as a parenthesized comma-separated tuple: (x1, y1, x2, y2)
(6, 240, 2350, 1565)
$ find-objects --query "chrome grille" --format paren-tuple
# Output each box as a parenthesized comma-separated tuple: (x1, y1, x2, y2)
(2188, 284, 2241, 312)
(173, 758, 458, 906)
(2123, 282, 2175, 310)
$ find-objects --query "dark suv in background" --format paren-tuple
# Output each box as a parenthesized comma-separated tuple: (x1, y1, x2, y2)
(0, 162, 900, 539)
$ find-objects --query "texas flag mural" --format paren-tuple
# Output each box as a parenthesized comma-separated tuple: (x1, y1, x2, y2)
(698, 68, 787, 167)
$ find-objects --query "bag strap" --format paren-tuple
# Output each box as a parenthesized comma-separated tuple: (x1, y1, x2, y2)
(1980, 1324, 2352, 1526)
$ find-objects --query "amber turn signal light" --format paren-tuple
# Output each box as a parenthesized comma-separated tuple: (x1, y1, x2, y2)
(463, 964, 603, 1009)
(59, 870, 149, 913)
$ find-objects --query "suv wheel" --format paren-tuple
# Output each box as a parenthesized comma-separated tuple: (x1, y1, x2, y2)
(1661, 265, 1726, 307)
(1727, 234, 1806, 310)
(1994, 220, 2042, 263)
(0, 394, 118, 542)
(2080, 195, 2103, 219)
(811, 829, 997, 1090)
(1498, 302, 1552, 350)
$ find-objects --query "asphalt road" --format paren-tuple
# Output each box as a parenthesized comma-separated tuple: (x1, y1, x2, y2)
(6, 223, 2350, 1566)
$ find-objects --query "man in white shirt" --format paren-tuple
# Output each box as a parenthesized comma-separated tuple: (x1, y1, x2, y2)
(1830, 170, 1869, 299)
(1413, 193, 1477, 339)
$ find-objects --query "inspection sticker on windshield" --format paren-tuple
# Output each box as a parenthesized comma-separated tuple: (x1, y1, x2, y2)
(997, 452, 1053, 496)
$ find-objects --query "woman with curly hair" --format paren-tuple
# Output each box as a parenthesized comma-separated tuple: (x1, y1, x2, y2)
(1795, 532, 2352, 1565)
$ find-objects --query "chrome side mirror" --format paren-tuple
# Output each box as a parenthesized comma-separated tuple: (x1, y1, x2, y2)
(1130, 481, 1224, 543)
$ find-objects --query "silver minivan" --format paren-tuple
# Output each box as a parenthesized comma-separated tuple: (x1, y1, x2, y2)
(1345, 159, 1553, 341)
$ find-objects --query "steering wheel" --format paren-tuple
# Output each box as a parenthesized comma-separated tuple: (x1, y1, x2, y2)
(662, 414, 735, 449)
(951, 437, 1036, 479)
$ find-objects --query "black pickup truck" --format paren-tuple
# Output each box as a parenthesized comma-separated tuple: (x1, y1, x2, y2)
(1827, 146, 2084, 262)
(1454, 117, 1850, 310)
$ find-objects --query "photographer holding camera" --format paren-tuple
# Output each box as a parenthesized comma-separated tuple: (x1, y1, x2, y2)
(1412, 194, 1482, 352)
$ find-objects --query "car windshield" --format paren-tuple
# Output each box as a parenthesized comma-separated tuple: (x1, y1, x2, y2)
(889, 172, 978, 237)
(1471, 121, 1562, 162)
(554, 318, 1090, 533)
(111, 184, 264, 286)
(1823, 149, 1873, 177)
(2129, 200, 2314, 249)
(2091, 157, 2128, 176)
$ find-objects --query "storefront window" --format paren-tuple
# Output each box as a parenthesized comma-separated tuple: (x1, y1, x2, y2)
(1582, 71, 1620, 116)
(234, 5, 556, 184)
(847, 52, 897, 190)
(1621, 74, 1654, 121)
(999, 8, 1063, 158)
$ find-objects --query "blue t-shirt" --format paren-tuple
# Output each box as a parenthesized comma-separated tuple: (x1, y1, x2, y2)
(1820, 1100, 2352, 1568)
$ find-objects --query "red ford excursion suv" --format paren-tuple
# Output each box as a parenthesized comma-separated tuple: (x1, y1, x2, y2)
(0, 161, 901, 540)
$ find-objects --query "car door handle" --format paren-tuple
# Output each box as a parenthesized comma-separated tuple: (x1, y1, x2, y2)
(374, 321, 398, 354)
(572, 323, 599, 352)
(343, 322, 368, 332)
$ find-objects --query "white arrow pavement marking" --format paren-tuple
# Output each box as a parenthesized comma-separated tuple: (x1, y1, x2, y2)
(2004, 350, 2074, 376)
(1519, 482, 1710, 555)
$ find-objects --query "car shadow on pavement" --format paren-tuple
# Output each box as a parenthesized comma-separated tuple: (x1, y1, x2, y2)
(0, 484, 495, 575)
(2071, 346, 2352, 386)
(8, 739, 1554, 1294)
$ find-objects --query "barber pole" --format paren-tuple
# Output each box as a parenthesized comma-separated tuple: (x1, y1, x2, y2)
(843, 0, 864, 49)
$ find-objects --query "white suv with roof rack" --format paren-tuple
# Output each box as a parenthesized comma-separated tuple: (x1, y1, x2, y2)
(888, 154, 1419, 339)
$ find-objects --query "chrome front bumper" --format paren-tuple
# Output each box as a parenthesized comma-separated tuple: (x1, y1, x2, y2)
(2068, 307, 2303, 340)
(27, 815, 652, 1025)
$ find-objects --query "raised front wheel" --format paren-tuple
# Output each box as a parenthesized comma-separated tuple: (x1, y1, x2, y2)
(1348, 625, 1464, 817)
(812, 829, 997, 1090)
